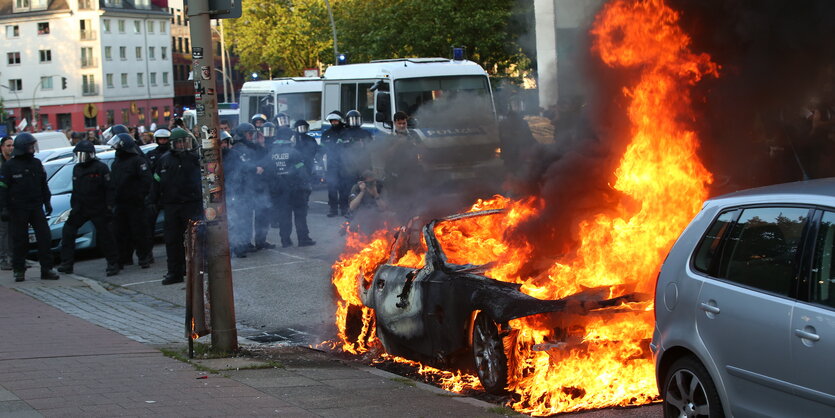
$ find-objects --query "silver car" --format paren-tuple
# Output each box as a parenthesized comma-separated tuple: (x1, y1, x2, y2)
(652, 179, 835, 417)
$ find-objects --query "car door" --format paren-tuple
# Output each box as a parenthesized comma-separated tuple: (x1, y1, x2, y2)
(789, 209, 835, 414)
(695, 206, 809, 417)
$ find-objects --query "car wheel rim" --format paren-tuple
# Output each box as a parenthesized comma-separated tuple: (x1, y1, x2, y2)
(473, 315, 502, 388)
(665, 369, 711, 418)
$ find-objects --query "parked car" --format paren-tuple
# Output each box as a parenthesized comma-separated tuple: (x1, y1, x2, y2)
(30, 145, 163, 254)
(36, 145, 110, 164)
(652, 178, 835, 417)
(360, 209, 636, 393)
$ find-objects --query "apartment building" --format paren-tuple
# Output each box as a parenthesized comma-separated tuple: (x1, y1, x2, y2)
(0, 0, 173, 132)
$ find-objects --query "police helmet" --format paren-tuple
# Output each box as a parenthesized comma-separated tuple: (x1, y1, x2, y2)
(250, 114, 268, 125)
(169, 128, 195, 152)
(275, 113, 290, 127)
(154, 129, 171, 141)
(70, 131, 85, 141)
(294, 119, 310, 134)
(12, 132, 37, 157)
(346, 110, 362, 127)
(108, 133, 139, 154)
(325, 110, 344, 123)
(220, 130, 232, 143)
(260, 122, 276, 138)
(73, 140, 96, 163)
(234, 122, 257, 143)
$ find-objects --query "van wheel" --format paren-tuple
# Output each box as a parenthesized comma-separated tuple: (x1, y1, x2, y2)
(472, 312, 508, 394)
(662, 356, 724, 418)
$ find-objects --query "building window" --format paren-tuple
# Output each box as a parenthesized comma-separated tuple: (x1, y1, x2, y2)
(151, 106, 158, 123)
(162, 71, 169, 85)
(104, 46, 112, 61)
(102, 19, 111, 33)
(106, 0, 123, 7)
(176, 13, 181, 26)
(81, 47, 95, 68)
(13, 0, 30, 12)
(137, 108, 145, 125)
(161, 47, 167, 60)
(133, 20, 140, 34)
(184, 38, 190, 54)
(163, 105, 171, 121)
(7, 52, 20, 65)
(6, 25, 19, 38)
(80, 20, 94, 40)
(137, 73, 143, 87)
(135, 0, 149, 9)
(106, 109, 115, 125)
(118, 20, 125, 33)
(147, 20, 154, 33)
(119, 46, 126, 60)
(121, 108, 129, 125)
(8, 79, 22, 91)
(121, 73, 128, 87)
(106, 73, 114, 88)
(39, 49, 51, 63)
(150, 72, 157, 86)
(79, 0, 92, 9)
(37, 22, 49, 35)
(135, 46, 142, 60)
(160, 21, 166, 34)
(149, 46, 155, 60)
(82, 74, 96, 95)
(41, 76, 53, 90)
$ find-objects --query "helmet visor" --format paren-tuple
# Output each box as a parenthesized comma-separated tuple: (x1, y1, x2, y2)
(172, 137, 195, 152)
(295, 124, 309, 134)
(74, 151, 94, 163)
(261, 125, 276, 137)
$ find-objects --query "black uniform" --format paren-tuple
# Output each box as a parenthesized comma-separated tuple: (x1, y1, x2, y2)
(251, 141, 273, 248)
(268, 140, 312, 246)
(111, 150, 153, 267)
(153, 150, 202, 280)
(321, 124, 346, 215)
(294, 131, 320, 178)
(275, 126, 294, 143)
(337, 131, 371, 210)
(60, 158, 119, 269)
(145, 143, 170, 236)
(226, 140, 261, 253)
(0, 153, 52, 273)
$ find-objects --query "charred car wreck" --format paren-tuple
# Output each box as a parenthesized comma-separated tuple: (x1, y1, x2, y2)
(359, 210, 638, 393)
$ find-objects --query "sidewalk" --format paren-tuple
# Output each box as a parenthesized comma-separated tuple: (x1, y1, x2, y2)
(0, 273, 500, 417)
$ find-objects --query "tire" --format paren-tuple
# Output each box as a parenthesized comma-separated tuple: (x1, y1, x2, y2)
(662, 356, 724, 418)
(472, 312, 508, 394)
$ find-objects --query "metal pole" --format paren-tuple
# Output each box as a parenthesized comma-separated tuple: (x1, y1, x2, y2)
(323, 0, 339, 63)
(187, 0, 238, 353)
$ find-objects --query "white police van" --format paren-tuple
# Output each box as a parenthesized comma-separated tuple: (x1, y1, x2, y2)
(322, 58, 501, 179)
(238, 77, 323, 136)
(183, 102, 240, 131)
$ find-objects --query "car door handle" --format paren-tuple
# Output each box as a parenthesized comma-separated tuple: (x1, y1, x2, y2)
(700, 303, 720, 314)
(794, 328, 820, 342)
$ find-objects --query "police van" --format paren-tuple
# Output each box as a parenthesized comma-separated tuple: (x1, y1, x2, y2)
(238, 77, 323, 137)
(322, 58, 501, 180)
(183, 102, 240, 131)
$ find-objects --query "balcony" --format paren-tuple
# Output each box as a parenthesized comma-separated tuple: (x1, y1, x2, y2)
(81, 57, 98, 68)
(82, 84, 99, 96)
(80, 29, 96, 40)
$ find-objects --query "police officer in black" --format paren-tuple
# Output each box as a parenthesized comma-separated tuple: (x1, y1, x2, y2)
(268, 133, 315, 247)
(252, 123, 274, 250)
(57, 141, 120, 276)
(274, 112, 294, 143)
(338, 110, 372, 213)
(293, 119, 320, 178)
(0, 133, 59, 282)
(109, 133, 154, 269)
(321, 110, 346, 216)
(152, 128, 203, 285)
(146, 128, 171, 170)
(226, 122, 263, 257)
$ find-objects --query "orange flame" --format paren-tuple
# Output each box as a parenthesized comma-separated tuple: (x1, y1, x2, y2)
(326, 0, 718, 414)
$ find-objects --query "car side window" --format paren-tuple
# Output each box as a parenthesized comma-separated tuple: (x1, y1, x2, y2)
(811, 211, 835, 308)
(719, 207, 808, 296)
(693, 210, 737, 274)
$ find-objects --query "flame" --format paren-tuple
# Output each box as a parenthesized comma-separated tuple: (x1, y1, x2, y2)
(326, 0, 718, 414)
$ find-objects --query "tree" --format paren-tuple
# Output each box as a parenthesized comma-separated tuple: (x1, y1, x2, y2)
(225, 0, 333, 77)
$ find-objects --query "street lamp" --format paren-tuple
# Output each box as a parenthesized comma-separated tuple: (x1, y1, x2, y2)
(323, 0, 339, 64)
(214, 68, 232, 103)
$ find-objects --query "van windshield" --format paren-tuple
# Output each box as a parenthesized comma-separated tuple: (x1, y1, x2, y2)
(245, 94, 275, 121)
(394, 75, 493, 129)
(277, 92, 322, 130)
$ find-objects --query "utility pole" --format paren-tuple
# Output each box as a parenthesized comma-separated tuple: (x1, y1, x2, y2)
(187, 0, 238, 353)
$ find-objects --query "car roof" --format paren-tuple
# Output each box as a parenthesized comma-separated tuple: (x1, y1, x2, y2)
(707, 178, 835, 209)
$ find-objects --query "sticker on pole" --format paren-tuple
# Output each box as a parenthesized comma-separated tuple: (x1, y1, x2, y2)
(192, 47, 204, 59)
(201, 66, 211, 80)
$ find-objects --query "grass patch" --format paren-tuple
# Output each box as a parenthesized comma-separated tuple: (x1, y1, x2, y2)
(235, 360, 284, 370)
(390, 377, 417, 387)
(159, 345, 225, 374)
(488, 406, 521, 416)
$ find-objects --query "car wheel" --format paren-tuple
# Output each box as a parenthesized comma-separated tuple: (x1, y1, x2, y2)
(472, 312, 508, 394)
(663, 356, 724, 418)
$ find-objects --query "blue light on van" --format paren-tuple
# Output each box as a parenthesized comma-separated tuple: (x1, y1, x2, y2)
(452, 47, 465, 61)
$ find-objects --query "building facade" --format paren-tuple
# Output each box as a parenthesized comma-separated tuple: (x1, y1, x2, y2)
(0, 0, 173, 132)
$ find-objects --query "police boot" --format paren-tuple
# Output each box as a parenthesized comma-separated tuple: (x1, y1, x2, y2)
(161, 273, 184, 285)
(106, 263, 120, 277)
(281, 239, 293, 248)
(233, 246, 247, 258)
(41, 269, 60, 280)
(57, 264, 73, 274)
(298, 238, 316, 247)
(13, 270, 24, 282)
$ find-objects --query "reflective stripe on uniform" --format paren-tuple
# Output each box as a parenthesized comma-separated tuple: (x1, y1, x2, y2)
(0, 181, 6, 188)
(153, 173, 161, 182)
(294, 162, 304, 169)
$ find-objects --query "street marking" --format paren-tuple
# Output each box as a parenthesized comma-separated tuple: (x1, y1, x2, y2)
(232, 260, 306, 272)
(122, 279, 164, 287)
(313, 200, 328, 205)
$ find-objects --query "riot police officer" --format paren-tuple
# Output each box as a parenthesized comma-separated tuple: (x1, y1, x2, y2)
(226, 122, 263, 257)
(260, 121, 277, 146)
(275, 112, 294, 143)
(268, 132, 315, 247)
(339, 110, 372, 212)
(251, 113, 268, 129)
(57, 141, 120, 276)
(344, 110, 373, 143)
(152, 128, 202, 285)
(293, 119, 320, 179)
(146, 128, 171, 170)
(321, 110, 346, 216)
(252, 123, 274, 250)
(109, 133, 154, 268)
(0, 133, 59, 281)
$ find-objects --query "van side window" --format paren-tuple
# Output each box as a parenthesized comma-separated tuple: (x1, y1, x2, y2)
(719, 207, 808, 296)
(693, 210, 736, 274)
(811, 211, 835, 308)
(340, 83, 356, 115)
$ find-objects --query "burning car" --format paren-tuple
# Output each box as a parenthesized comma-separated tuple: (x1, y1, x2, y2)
(358, 209, 639, 393)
